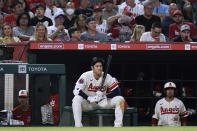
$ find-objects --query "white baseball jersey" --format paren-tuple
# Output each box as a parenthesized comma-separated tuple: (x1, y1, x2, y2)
(74, 70, 119, 97)
(118, 4, 144, 19)
(96, 19, 108, 33)
(152, 97, 188, 126)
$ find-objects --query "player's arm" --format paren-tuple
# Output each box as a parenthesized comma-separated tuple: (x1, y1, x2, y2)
(180, 102, 188, 126)
(106, 76, 120, 98)
(73, 74, 100, 103)
(73, 74, 88, 99)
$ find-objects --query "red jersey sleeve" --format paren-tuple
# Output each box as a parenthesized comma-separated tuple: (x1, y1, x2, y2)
(168, 24, 175, 39)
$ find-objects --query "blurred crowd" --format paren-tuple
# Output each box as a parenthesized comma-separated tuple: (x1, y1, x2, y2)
(0, 0, 197, 43)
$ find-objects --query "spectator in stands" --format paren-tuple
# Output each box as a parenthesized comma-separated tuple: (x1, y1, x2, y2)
(135, 1, 161, 32)
(161, 3, 178, 37)
(118, 0, 144, 20)
(2, 0, 12, 14)
(27, 0, 45, 14)
(0, 23, 21, 42)
(80, 17, 108, 42)
(92, 5, 108, 33)
(59, 0, 67, 8)
(30, 23, 51, 41)
(130, 25, 145, 42)
(0, 14, 3, 35)
(89, 0, 103, 8)
(63, 2, 77, 29)
(107, 9, 134, 42)
(173, 24, 197, 42)
(48, 10, 70, 41)
(4, 1, 24, 27)
(169, 10, 197, 39)
(179, 0, 197, 30)
(74, 14, 87, 33)
(74, 0, 93, 17)
(19, 0, 34, 18)
(30, 4, 53, 27)
(152, 0, 169, 20)
(102, 0, 117, 20)
(68, 26, 81, 42)
(44, 0, 63, 23)
(140, 22, 166, 42)
(12, 90, 31, 126)
(13, 12, 34, 41)
(0, 0, 7, 17)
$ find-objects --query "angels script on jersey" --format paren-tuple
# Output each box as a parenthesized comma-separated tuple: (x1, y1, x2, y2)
(88, 83, 106, 92)
(161, 106, 179, 115)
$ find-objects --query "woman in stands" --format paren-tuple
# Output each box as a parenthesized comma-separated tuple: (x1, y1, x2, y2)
(74, 14, 87, 33)
(18, 0, 34, 18)
(130, 25, 145, 42)
(30, 23, 51, 41)
(0, 23, 21, 42)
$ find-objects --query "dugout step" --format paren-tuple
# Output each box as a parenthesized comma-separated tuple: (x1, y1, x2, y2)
(59, 106, 138, 126)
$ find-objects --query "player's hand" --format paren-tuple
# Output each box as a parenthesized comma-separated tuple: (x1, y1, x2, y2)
(96, 91, 105, 102)
(87, 96, 100, 103)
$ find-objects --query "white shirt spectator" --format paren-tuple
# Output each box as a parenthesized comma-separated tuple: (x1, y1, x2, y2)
(96, 19, 108, 33)
(140, 32, 166, 42)
(47, 25, 70, 40)
(44, 6, 63, 24)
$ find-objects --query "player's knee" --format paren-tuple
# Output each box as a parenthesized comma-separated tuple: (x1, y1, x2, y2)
(72, 95, 83, 106)
(114, 96, 125, 106)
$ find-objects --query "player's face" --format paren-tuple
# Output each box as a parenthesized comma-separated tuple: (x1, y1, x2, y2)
(18, 96, 29, 106)
(91, 62, 103, 76)
(166, 88, 175, 98)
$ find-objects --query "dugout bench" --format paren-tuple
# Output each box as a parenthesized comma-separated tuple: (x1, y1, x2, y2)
(59, 106, 138, 126)
(0, 63, 66, 125)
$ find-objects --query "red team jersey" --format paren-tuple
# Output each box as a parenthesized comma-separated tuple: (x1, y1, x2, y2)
(169, 22, 197, 39)
(12, 105, 31, 125)
(49, 93, 59, 125)
(27, 0, 45, 14)
(4, 14, 17, 27)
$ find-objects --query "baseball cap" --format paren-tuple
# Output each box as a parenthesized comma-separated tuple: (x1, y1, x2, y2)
(18, 90, 28, 97)
(54, 11, 65, 19)
(85, 17, 96, 24)
(181, 24, 191, 32)
(164, 82, 176, 89)
(93, 5, 103, 12)
(173, 10, 183, 16)
(103, 0, 113, 4)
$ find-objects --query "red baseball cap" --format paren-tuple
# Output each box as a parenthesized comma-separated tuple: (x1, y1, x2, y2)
(103, 0, 113, 4)
(93, 5, 103, 12)
(173, 10, 183, 16)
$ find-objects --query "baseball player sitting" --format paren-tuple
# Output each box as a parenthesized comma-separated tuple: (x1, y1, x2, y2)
(72, 57, 125, 127)
(152, 82, 188, 126)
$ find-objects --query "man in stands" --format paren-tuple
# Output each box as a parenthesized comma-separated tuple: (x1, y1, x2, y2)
(4, 1, 24, 27)
(30, 4, 53, 27)
(12, 90, 31, 126)
(135, 1, 161, 31)
(80, 17, 108, 42)
(173, 24, 197, 42)
(27, 0, 45, 14)
(168, 9, 197, 39)
(140, 22, 166, 42)
(118, 0, 144, 20)
(74, 0, 93, 17)
(161, 3, 178, 37)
